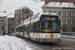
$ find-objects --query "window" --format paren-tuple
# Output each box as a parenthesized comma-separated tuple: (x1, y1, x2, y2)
(54, 11, 56, 13)
(62, 18, 66, 25)
(61, 0, 67, 1)
(43, 11, 45, 13)
(72, 27, 75, 32)
(27, 15, 28, 18)
(24, 14, 26, 18)
(0, 19, 1, 22)
(21, 15, 22, 18)
(31, 21, 40, 32)
(72, 11, 75, 16)
(17, 10, 19, 13)
(40, 0, 45, 1)
(63, 27, 65, 32)
(19, 9, 21, 13)
(49, 11, 51, 13)
(12, 18, 14, 22)
(16, 15, 18, 19)
(58, 11, 61, 16)
(67, 18, 71, 25)
(29, 10, 33, 14)
(63, 11, 66, 16)
(72, 18, 75, 25)
(15, 10, 17, 14)
(8, 19, 10, 22)
(68, 11, 71, 16)
(21, 9, 22, 13)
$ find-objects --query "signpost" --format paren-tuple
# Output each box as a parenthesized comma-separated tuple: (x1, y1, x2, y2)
(68, 25, 71, 29)
(68, 25, 71, 36)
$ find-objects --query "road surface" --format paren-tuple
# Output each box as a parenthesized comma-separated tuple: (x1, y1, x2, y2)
(0, 35, 75, 50)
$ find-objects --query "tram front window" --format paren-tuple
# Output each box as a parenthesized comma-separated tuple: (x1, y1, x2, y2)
(41, 20, 60, 33)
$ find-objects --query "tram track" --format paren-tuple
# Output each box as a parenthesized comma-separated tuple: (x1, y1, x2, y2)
(60, 38, 75, 47)
(18, 37, 75, 50)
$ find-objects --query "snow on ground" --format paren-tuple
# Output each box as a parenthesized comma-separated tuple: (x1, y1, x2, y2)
(0, 35, 32, 50)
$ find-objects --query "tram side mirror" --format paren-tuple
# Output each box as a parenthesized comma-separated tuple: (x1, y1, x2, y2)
(60, 27, 62, 29)
(59, 19, 61, 26)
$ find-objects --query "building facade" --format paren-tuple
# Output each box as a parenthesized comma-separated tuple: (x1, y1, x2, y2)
(5, 15, 14, 32)
(5, 17, 8, 31)
(14, 6, 33, 32)
(0, 16, 6, 34)
(42, 2, 75, 32)
(8, 18, 14, 32)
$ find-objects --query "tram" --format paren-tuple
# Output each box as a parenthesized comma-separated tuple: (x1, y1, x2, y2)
(15, 13, 61, 42)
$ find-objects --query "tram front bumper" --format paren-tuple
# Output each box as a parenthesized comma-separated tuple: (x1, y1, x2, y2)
(38, 38, 61, 42)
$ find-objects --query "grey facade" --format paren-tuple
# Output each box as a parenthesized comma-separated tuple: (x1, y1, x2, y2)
(8, 18, 14, 32)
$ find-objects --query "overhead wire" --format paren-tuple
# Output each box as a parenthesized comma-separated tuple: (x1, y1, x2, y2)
(1, 2, 36, 11)
(1, 0, 42, 15)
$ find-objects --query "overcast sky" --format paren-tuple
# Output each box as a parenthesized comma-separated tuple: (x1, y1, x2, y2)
(0, 0, 44, 16)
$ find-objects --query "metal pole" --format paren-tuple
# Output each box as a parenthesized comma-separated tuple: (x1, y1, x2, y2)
(23, 15, 24, 37)
(30, 16, 31, 38)
(68, 1, 70, 36)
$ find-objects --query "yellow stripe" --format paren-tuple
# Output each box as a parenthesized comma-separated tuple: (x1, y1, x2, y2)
(33, 33, 35, 41)
(43, 30, 51, 32)
(50, 34, 54, 39)
(33, 33, 35, 35)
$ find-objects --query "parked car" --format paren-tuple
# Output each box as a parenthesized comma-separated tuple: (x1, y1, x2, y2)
(5, 31, 8, 34)
(61, 32, 69, 38)
(61, 32, 75, 39)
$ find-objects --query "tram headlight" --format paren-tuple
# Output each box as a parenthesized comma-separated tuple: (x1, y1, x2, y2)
(57, 35, 60, 37)
(43, 35, 47, 37)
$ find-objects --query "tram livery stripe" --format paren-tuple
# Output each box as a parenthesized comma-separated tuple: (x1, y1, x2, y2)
(50, 34, 54, 39)
(33, 33, 35, 41)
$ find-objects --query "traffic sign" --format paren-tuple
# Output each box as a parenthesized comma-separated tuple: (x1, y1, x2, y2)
(68, 25, 71, 28)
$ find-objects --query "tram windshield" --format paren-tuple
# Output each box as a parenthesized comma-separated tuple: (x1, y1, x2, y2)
(41, 15, 60, 33)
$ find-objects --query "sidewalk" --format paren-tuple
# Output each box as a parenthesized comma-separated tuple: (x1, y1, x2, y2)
(0, 35, 33, 50)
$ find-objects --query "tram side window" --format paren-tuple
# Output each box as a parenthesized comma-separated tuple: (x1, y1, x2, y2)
(32, 22, 37, 32)
(22, 25, 25, 32)
(20, 26, 22, 32)
(19, 27, 21, 32)
(16, 28, 17, 32)
(37, 21, 40, 32)
(19, 27, 20, 32)
(27, 24, 30, 32)
(24, 25, 26, 31)
(17, 28, 18, 32)
(31, 21, 40, 32)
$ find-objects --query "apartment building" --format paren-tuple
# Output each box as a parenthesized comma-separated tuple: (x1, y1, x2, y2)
(42, 2, 75, 32)
(14, 6, 33, 32)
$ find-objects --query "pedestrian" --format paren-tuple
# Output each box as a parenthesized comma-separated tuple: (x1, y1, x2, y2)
(3, 31, 5, 36)
(8, 30, 11, 35)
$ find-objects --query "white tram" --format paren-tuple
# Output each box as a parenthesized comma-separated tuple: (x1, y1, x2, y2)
(16, 13, 61, 42)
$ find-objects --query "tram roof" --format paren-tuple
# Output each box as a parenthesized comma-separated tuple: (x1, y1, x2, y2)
(16, 13, 58, 28)
(41, 13, 58, 16)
